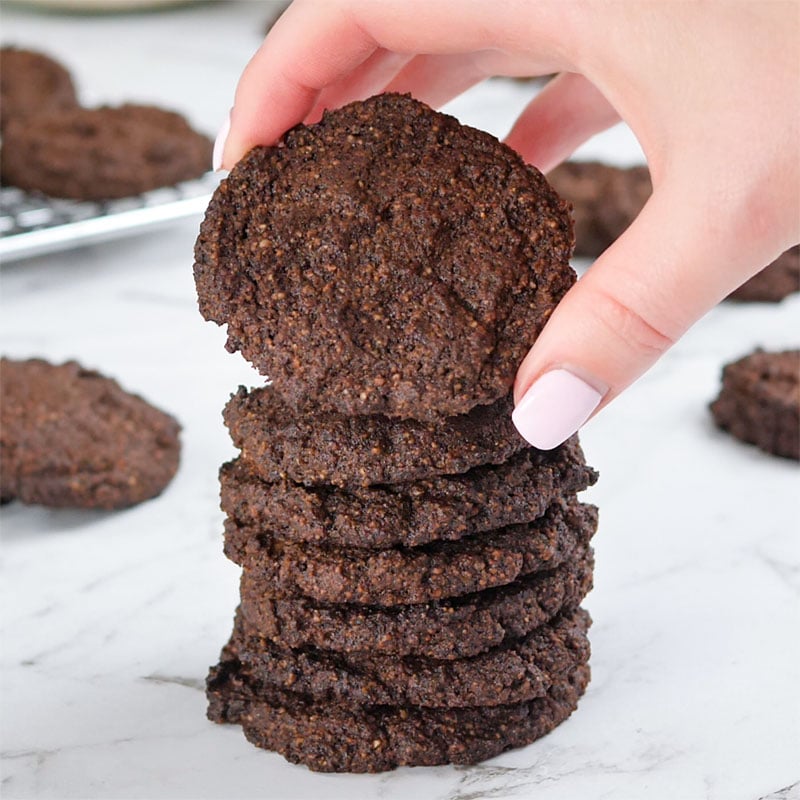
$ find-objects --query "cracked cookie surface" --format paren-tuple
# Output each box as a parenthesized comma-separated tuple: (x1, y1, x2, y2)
(194, 93, 574, 419)
(0, 358, 181, 508)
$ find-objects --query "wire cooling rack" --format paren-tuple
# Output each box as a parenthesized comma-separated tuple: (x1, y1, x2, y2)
(0, 172, 220, 262)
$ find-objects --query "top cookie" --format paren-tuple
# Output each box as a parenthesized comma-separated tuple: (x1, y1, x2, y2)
(0, 47, 78, 132)
(194, 93, 574, 420)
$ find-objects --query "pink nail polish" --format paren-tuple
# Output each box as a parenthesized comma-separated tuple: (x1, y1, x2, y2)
(212, 112, 231, 172)
(512, 368, 604, 449)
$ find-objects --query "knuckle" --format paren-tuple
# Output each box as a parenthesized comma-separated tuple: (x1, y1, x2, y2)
(590, 286, 677, 360)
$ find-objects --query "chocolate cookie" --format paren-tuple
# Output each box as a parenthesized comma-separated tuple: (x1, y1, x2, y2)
(221, 437, 597, 551)
(224, 385, 526, 486)
(726, 246, 800, 303)
(0, 47, 78, 132)
(207, 647, 590, 772)
(547, 161, 651, 258)
(225, 606, 590, 709)
(228, 501, 597, 606)
(0, 358, 181, 508)
(239, 550, 593, 659)
(194, 93, 574, 420)
(710, 349, 799, 460)
(0, 104, 212, 200)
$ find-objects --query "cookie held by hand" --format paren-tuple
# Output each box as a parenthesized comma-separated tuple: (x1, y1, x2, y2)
(194, 93, 574, 420)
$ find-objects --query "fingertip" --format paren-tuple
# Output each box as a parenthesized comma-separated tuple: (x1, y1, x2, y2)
(512, 368, 604, 449)
(212, 111, 231, 172)
(224, 3, 378, 164)
(512, 177, 741, 439)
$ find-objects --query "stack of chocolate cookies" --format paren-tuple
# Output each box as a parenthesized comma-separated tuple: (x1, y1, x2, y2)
(194, 94, 599, 772)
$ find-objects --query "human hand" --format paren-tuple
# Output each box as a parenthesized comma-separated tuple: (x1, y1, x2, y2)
(216, 0, 800, 448)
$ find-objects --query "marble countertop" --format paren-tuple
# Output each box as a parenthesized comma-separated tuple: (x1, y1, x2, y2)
(1, 3, 798, 799)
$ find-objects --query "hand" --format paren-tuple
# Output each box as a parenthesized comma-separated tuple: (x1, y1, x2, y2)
(216, 0, 800, 448)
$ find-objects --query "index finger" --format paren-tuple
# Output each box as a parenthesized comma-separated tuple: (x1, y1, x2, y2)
(221, 0, 571, 169)
(222, 0, 378, 167)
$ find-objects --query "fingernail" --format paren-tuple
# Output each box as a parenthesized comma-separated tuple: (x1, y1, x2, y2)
(512, 368, 604, 449)
(212, 112, 231, 172)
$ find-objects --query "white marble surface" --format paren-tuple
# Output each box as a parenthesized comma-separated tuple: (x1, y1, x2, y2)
(1, 3, 799, 799)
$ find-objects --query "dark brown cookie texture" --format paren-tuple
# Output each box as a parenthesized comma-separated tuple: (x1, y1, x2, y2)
(0, 47, 79, 132)
(0, 358, 181, 509)
(239, 549, 593, 660)
(224, 384, 527, 487)
(230, 500, 596, 604)
(547, 160, 652, 258)
(0, 104, 212, 200)
(194, 92, 575, 420)
(726, 246, 800, 303)
(710, 349, 800, 460)
(220, 437, 597, 563)
(224, 606, 590, 710)
(197, 92, 598, 771)
(228, 501, 597, 606)
(220, 437, 597, 551)
(207, 644, 590, 772)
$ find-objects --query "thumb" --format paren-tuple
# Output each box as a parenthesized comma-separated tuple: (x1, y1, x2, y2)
(511, 175, 789, 449)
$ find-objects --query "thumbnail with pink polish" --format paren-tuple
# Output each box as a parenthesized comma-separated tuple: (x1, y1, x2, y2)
(512, 368, 603, 450)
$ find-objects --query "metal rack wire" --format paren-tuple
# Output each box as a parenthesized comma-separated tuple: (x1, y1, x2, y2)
(0, 172, 220, 262)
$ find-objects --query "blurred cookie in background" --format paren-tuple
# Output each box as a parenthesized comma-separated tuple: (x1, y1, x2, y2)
(710, 349, 800, 461)
(0, 357, 181, 509)
(547, 160, 651, 259)
(0, 46, 79, 132)
(727, 246, 799, 303)
(1, 103, 212, 200)
(549, 160, 799, 303)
